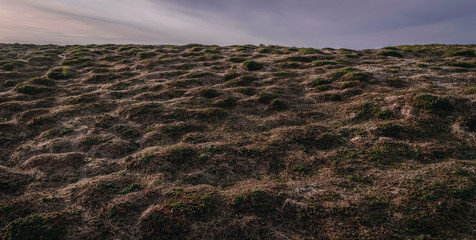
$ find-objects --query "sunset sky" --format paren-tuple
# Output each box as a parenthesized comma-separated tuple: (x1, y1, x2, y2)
(1, 0, 475, 49)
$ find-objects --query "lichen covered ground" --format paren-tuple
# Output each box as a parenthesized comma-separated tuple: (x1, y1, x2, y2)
(1, 43, 476, 239)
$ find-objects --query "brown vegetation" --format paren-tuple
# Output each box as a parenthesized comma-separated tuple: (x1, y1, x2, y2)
(0, 43, 476, 239)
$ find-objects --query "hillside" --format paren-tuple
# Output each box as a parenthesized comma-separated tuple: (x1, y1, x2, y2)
(0, 43, 476, 239)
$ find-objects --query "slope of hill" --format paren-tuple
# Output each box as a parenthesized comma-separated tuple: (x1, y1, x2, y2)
(0, 43, 475, 239)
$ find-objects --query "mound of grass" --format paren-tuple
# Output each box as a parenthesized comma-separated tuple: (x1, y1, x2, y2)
(165, 145, 197, 164)
(28, 77, 55, 86)
(322, 93, 342, 101)
(268, 99, 286, 110)
(27, 56, 54, 66)
(236, 87, 255, 95)
(225, 75, 258, 87)
(15, 82, 47, 94)
(215, 97, 236, 108)
(312, 78, 332, 87)
(200, 88, 220, 98)
(379, 50, 403, 58)
(273, 71, 298, 78)
(232, 190, 281, 214)
(2, 213, 67, 240)
(62, 58, 92, 67)
(258, 92, 278, 104)
(450, 62, 476, 68)
(187, 71, 215, 78)
(446, 50, 476, 57)
(329, 67, 358, 80)
(299, 48, 324, 54)
(342, 72, 371, 81)
(312, 60, 336, 67)
(258, 47, 273, 53)
(358, 103, 394, 120)
(224, 71, 239, 81)
(0, 60, 26, 71)
(465, 86, 476, 94)
(119, 183, 143, 194)
(242, 60, 263, 71)
(377, 123, 405, 138)
(137, 51, 157, 59)
(414, 94, 453, 113)
(280, 62, 302, 69)
(47, 67, 72, 80)
(228, 57, 246, 63)
(286, 56, 312, 63)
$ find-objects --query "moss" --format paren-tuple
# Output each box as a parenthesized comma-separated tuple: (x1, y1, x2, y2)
(242, 60, 263, 71)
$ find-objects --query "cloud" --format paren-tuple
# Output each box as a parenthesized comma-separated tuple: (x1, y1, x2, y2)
(0, 0, 475, 48)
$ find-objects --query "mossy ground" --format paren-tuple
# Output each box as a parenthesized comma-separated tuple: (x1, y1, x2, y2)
(0, 43, 476, 239)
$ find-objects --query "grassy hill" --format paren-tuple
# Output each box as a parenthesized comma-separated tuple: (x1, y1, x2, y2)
(0, 43, 475, 239)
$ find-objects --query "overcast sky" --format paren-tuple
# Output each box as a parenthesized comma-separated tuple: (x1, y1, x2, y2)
(1, 0, 475, 49)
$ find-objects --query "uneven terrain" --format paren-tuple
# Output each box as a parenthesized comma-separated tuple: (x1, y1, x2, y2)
(1, 43, 476, 239)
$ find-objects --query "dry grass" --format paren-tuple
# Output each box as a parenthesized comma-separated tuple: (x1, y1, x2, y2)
(0, 43, 476, 239)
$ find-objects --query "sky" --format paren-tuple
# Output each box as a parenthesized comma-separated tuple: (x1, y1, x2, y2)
(0, 0, 475, 49)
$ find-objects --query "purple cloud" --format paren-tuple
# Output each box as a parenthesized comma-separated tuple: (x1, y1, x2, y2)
(0, 0, 475, 48)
